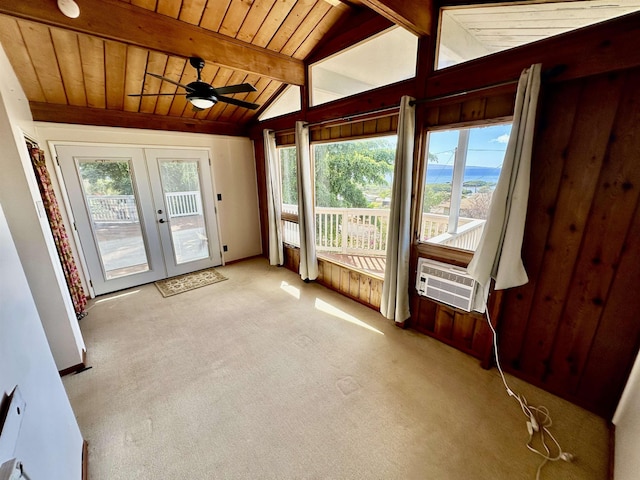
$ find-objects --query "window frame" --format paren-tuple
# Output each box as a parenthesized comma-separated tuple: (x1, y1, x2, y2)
(414, 119, 513, 265)
(310, 134, 398, 278)
(308, 26, 419, 107)
(276, 145, 300, 248)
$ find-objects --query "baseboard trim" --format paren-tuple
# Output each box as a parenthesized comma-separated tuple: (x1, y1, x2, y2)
(82, 440, 88, 480)
(59, 362, 85, 377)
(609, 423, 615, 480)
(224, 254, 263, 266)
(59, 350, 87, 377)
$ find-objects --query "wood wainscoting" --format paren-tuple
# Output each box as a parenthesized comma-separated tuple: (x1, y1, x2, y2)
(409, 289, 502, 369)
(283, 244, 384, 310)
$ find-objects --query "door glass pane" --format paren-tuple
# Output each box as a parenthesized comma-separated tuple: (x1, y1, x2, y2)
(160, 160, 209, 264)
(78, 160, 149, 279)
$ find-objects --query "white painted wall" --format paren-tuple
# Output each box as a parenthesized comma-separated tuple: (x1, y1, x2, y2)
(0, 203, 83, 479)
(34, 123, 263, 268)
(613, 352, 640, 480)
(0, 44, 85, 371)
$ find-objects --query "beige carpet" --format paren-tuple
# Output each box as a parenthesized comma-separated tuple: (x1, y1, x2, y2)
(154, 267, 227, 297)
(63, 258, 609, 480)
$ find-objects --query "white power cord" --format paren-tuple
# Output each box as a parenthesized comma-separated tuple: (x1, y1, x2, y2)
(484, 304, 574, 480)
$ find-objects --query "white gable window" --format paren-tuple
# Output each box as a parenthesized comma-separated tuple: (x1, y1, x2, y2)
(436, 0, 640, 70)
(258, 85, 301, 121)
(309, 27, 418, 107)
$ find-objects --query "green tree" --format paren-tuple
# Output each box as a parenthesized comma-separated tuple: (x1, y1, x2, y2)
(160, 161, 200, 192)
(463, 180, 489, 193)
(422, 183, 451, 213)
(279, 147, 298, 205)
(79, 162, 134, 195)
(314, 138, 395, 208)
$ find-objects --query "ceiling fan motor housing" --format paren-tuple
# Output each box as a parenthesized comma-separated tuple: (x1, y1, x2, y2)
(186, 81, 218, 104)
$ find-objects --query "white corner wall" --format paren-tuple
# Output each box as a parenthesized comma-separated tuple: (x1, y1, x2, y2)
(34, 123, 262, 264)
(0, 44, 85, 371)
(0, 203, 83, 479)
(613, 352, 640, 480)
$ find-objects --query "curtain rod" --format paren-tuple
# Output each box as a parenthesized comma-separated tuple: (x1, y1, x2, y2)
(410, 64, 566, 106)
(409, 79, 518, 107)
(306, 104, 400, 128)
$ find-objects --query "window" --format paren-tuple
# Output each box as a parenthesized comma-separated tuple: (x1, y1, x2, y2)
(278, 146, 299, 246)
(259, 85, 301, 121)
(312, 136, 397, 276)
(420, 123, 512, 252)
(309, 27, 418, 106)
(436, 1, 640, 70)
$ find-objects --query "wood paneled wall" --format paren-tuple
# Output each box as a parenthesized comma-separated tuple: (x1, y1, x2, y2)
(498, 67, 640, 419)
(275, 113, 400, 146)
(422, 86, 515, 128)
(283, 244, 384, 310)
(410, 292, 501, 368)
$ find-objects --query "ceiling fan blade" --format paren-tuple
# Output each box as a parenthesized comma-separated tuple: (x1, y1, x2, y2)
(215, 83, 257, 95)
(217, 95, 260, 110)
(146, 72, 194, 92)
(127, 93, 187, 97)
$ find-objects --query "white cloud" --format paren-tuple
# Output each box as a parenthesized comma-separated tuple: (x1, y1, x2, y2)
(492, 134, 510, 144)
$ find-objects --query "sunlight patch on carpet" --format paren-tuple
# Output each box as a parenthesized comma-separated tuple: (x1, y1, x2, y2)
(154, 268, 227, 297)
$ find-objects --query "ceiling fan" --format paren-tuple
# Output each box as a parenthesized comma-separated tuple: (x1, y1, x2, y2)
(129, 57, 260, 111)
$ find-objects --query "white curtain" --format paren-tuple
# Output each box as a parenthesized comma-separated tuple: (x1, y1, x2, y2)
(295, 121, 318, 281)
(264, 129, 284, 266)
(381, 96, 415, 323)
(467, 63, 542, 311)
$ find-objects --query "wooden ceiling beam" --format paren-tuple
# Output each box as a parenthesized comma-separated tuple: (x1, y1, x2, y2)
(0, 0, 305, 85)
(30, 102, 247, 137)
(357, 0, 433, 37)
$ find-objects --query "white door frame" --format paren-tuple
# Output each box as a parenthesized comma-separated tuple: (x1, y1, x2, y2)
(53, 142, 223, 296)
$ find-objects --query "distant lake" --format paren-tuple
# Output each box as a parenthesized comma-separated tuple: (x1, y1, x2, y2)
(426, 164, 502, 185)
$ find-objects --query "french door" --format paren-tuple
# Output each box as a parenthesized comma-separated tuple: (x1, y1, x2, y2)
(56, 145, 222, 295)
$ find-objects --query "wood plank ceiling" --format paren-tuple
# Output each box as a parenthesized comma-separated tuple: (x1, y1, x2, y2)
(0, 0, 369, 134)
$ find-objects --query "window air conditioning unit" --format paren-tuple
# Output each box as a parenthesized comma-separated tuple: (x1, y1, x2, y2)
(415, 258, 477, 312)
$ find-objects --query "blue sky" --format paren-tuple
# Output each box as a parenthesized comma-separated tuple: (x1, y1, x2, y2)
(427, 123, 512, 168)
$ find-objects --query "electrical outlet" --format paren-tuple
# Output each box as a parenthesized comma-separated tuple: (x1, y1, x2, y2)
(223, 245, 228, 252)
(217, 194, 222, 201)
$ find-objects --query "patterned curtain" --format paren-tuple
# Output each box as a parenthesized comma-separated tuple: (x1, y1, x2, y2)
(29, 146, 87, 318)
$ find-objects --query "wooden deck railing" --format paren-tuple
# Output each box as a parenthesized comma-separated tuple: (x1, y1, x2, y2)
(87, 192, 201, 223)
(281, 204, 485, 254)
(87, 195, 138, 222)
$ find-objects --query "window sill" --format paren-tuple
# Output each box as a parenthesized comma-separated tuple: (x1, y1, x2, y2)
(415, 242, 473, 268)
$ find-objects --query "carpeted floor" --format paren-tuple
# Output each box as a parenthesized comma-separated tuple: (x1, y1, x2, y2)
(63, 258, 609, 480)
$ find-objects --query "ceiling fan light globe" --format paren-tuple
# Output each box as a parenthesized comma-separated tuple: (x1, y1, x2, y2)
(189, 97, 215, 109)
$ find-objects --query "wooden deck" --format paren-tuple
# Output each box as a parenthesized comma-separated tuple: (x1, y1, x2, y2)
(319, 252, 386, 277)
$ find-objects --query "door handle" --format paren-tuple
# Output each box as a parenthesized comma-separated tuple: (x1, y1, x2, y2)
(158, 218, 166, 223)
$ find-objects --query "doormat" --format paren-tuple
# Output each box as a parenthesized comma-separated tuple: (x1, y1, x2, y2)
(154, 268, 227, 297)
